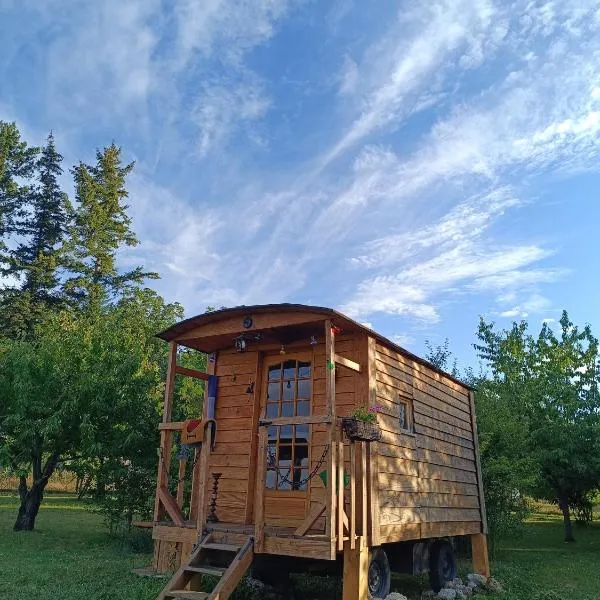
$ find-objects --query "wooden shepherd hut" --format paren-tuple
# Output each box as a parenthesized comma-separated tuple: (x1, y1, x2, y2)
(148, 304, 490, 600)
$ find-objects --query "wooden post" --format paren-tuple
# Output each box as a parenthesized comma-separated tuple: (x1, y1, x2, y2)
(254, 426, 268, 552)
(176, 458, 187, 509)
(365, 336, 381, 546)
(360, 442, 367, 540)
(195, 352, 216, 536)
(471, 533, 490, 578)
(245, 352, 263, 524)
(337, 438, 345, 552)
(469, 390, 488, 534)
(349, 442, 356, 550)
(342, 536, 369, 600)
(154, 341, 178, 523)
(325, 320, 337, 545)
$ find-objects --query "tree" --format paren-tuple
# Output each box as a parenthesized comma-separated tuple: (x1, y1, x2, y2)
(0, 290, 183, 531)
(0, 121, 38, 256)
(475, 312, 600, 542)
(424, 338, 458, 376)
(63, 144, 156, 310)
(1, 133, 69, 337)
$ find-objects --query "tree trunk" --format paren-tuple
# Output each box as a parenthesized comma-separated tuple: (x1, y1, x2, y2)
(13, 450, 60, 532)
(559, 499, 575, 543)
(13, 479, 47, 531)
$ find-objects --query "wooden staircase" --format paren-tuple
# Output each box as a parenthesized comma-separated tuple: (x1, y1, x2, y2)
(157, 532, 254, 600)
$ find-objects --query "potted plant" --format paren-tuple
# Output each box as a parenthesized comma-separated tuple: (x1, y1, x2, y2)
(341, 405, 382, 442)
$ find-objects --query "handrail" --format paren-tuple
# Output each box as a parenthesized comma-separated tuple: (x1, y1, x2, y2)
(330, 424, 370, 551)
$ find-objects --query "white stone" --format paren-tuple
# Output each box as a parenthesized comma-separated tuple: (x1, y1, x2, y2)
(384, 593, 408, 600)
(467, 573, 487, 588)
(437, 589, 457, 600)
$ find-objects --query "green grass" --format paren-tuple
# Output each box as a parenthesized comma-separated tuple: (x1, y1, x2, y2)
(1, 493, 599, 599)
(0, 493, 164, 600)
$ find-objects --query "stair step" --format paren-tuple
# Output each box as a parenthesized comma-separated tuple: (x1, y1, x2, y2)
(185, 565, 227, 576)
(166, 592, 209, 600)
(202, 542, 241, 552)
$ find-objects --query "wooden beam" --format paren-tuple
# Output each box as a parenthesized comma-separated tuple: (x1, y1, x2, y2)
(342, 536, 368, 600)
(158, 421, 186, 431)
(254, 427, 268, 552)
(176, 458, 187, 509)
(294, 503, 326, 536)
(469, 390, 488, 534)
(195, 423, 213, 533)
(335, 353, 361, 373)
(349, 442, 356, 550)
(338, 439, 345, 552)
(163, 341, 178, 423)
(259, 415, 333, 426)
(158, 486, 185, 527)
(471, 533, 491, 578)
(366, 336, 381, 546)
(325, 320, 337, 541)
(245, 351, 263, 525)
(174, 365, 212, 381)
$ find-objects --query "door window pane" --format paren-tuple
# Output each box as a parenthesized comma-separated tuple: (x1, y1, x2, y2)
(297, 379, 310, 399)
(298, 361, 311, 378)
(281, 402, 294, 417)
(268, 365, 281, 381)
(267, 382, 280, 402)
(264, 358, 313, 492)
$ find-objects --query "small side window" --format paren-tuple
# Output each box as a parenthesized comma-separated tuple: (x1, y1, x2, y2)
(398, 398, 413, 432)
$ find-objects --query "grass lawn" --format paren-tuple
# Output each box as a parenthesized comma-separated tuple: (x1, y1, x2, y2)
(1, 493, 599, 599)
(0, 493, 164, 600)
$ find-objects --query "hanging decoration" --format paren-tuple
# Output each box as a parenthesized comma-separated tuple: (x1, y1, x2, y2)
(310, 335, 318, 346)
(280, 344, 286, 355)
(234, 334, 247, 352)
(246, 380, 255, 394)
(327, 359, 335, 371)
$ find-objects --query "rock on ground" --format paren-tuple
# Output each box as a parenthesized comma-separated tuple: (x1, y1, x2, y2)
(436, 589, 457, 600)
(385, 593, 409, 600)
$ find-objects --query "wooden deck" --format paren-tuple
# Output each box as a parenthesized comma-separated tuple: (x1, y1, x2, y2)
(153, 521, 333, 561)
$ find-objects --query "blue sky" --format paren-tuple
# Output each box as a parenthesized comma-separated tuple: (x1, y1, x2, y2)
(2, 0, 600, 368)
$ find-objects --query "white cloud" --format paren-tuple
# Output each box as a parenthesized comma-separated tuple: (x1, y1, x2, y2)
(338, 56, 359, 96)
(193, 78, 271, 157)
(499, 294, 552, 319)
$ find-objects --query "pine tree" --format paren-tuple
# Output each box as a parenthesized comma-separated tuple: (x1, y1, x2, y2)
(63, 143, 156, 310)
(0, 121, 39, 253)
(1, 129, 68, 337)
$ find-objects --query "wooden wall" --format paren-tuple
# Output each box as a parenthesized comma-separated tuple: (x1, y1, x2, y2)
(374, 341, 484, 544)
(202, 333, 362, 532)
(205, 348, 259, 524)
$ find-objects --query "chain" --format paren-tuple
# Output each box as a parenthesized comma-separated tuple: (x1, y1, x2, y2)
(158, 447, 201, 486)
(267, 444, 329, 490)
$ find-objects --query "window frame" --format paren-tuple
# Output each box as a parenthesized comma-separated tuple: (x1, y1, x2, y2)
(397, 395, 414, 434)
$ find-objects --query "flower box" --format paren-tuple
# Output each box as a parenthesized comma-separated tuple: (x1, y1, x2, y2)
(341, 417, 382, 442)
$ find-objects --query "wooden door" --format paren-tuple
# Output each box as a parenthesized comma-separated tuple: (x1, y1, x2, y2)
(261, 352, 313, 527)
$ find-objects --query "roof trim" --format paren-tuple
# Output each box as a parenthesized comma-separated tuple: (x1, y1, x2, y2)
(156, 303, 473, 391)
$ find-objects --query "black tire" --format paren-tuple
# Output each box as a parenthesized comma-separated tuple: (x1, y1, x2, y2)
(428, 539, 457, 593)
(368, 547, 391, 599)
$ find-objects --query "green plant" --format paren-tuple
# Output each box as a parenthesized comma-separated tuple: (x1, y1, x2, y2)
(348, 405, 381, 424)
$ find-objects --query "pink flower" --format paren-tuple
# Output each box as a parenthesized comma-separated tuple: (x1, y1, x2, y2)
(368, 405, 382, 413)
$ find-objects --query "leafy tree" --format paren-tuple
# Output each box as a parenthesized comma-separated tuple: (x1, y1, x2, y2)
(424, 338, 458, 376)
(1, 133, 69, 337)
(63, 144, 156, 310)
(475, 312, 600, 542)
(0, 121, 38, 257)
(0, 289, 183, 531)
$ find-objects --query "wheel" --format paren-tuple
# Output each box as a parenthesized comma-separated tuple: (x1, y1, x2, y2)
(428, 540, 457, 593)
(368, 547, 391, 599)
